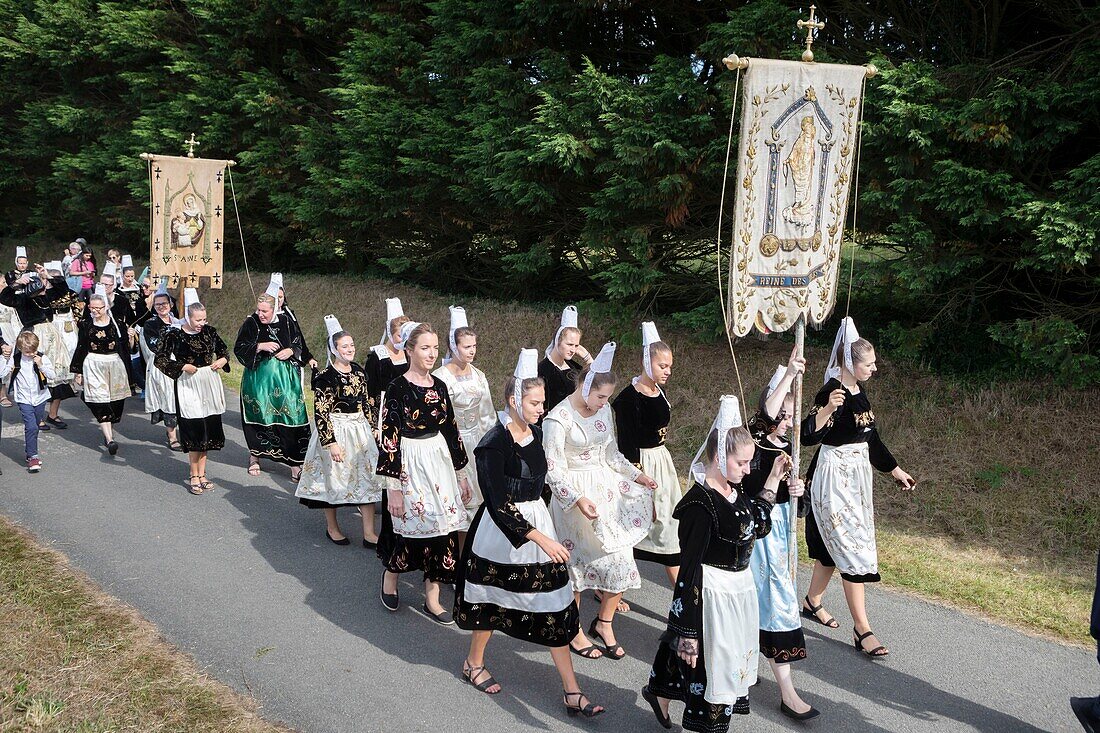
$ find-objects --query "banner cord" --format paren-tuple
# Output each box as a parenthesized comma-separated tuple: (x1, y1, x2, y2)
(716, 67, 748, 423)
(226, 166, 256, 302)
(845, 75, 869, 320)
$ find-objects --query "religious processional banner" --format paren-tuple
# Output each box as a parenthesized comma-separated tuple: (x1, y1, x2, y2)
(147, 154, 229, 289)
(728, 59, 866, 336)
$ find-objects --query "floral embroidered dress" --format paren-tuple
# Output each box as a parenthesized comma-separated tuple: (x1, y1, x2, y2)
(296, 362, 383, 507)
(453, 422, 579, 646)
(801, 377, 897, 583)
(432, 363, 495, 510)
(154, 325, 229, 452)
(544, 399, 653, 593)
(375, 375, 469, 582)
(70, 315, 131, 424)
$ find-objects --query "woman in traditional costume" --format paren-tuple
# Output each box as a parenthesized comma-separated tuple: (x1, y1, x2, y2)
(744, 355, 818, 721)
(70, 286, 131, 455)
(47, 259, 81, 357)
(233, 277, 311, 481)
(613, 322, 680, 585)
(268, 271, 318, 376)
(140, 280, 180, 449)
(296, 316, 382, 546)
(0, 260, 76, 429)
(537, 305, 593, 418)
(545, 342, 657, 660)
(453, 349, 604, 718)
(155, 290, 229, 495)
(800, 317, 915, 658)
(364, 297, 410, 408)
(642, 395, 786, 731)
(433, 306, 495, 524)
(112, 255, 148, 394)
(376, 321, 471, 625)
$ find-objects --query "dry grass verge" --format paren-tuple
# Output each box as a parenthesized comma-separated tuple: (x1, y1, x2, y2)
(201, 270, 1097, 646)
(0, 515, 293, 732)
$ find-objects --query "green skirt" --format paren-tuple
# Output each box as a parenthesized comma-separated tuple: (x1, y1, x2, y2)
(241, 358, 311, 466)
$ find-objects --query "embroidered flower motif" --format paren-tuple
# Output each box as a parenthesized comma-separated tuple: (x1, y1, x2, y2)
(689, 683, 705, 696)
(724, 706, 734, 716)
(579, 449, 592, 461)
(399, 470, 410, 486)
(424, 388, 440, 403)
(670, 598, 683, 616)
(562, 539, 574, 551)
(632, 517, 642, 527)
(547, 458, 556, 471)
(594, 419, 606, 432)
(618, 480, 630, 494)
(412, 501, 425, 517)
(442, 553, 456, 570)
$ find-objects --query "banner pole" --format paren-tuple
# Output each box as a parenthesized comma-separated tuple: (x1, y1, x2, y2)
(790, 314, 805, 592)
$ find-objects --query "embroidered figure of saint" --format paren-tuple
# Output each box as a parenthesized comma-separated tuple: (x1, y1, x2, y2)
(171, 193, 206, 249)
(782, 116, 817, 229)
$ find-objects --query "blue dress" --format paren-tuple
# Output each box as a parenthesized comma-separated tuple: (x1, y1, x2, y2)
(744, 410, 807, 663)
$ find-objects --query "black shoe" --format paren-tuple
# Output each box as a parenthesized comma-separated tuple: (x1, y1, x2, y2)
(379, 572, 399, 612)
(781, 701, 821, 721)
(1071, 697, 1100, 733)
(641, 686, 672, 729)
(362, 538, 377, 549)
(106, 440, 119, 456)
(45, 416, 68, 429)
(422, 604, 454, 625)
(326, 529, 350, 546)
(38, 422, 51, 432)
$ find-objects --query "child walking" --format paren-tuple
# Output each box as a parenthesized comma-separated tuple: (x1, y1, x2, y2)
(0, 331, 57, 472)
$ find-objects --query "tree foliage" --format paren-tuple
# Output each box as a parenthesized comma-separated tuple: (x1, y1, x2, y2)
(0, 0, 1096, 382)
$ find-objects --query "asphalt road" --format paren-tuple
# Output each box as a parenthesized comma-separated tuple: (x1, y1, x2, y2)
(1, 396, 1094, 733)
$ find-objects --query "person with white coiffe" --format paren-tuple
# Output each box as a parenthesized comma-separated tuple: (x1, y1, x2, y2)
(453, 348, 604, 718)
(433, 305, 495, 533)
(70, 284, 131, 455)
(544, 342, 658, 660)
(154, 288, 230, 495)
(642, 395, 786, 731)
(612, 322, 681, 586)
(295, 315, 383, 546)
(800, 317, 916, 658)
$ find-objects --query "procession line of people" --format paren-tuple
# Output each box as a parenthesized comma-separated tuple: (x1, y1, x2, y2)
(2, 248, 922, 731)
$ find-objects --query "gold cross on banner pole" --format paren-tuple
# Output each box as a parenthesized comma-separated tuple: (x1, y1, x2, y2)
(797, 5, 825, 62)
(184, 132, 200, 158)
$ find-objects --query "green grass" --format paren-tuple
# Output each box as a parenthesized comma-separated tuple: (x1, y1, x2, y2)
(0, 515, 293, 732)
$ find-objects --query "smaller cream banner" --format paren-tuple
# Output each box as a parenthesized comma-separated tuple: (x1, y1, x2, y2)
(147, 154, 229, 289)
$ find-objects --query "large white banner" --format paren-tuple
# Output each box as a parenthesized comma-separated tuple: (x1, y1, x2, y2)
(728, 59, 866, 336)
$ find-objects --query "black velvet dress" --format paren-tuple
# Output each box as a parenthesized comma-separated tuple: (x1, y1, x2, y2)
(376, 376, 468, 583)
(801, 378, 897, 583)
(155, 326, 230, 452)
(536, 356, 582, 422)
(648, 481, 773, 733)
(453, 423, 580, 646)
